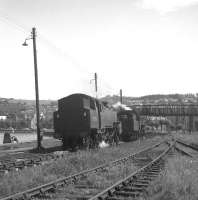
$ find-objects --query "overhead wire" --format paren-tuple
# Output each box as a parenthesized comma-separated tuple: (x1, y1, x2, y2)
(0, 9, 116, 98)
(36, 32, 117, 97)
(0, 9, 30, 34)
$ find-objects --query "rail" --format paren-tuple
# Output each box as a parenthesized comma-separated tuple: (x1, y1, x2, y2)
(89, 141, 175, 200)
(0, 140, 166, 200)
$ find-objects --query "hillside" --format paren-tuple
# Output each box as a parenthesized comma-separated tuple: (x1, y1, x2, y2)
(101, 93, 198, 105)
(0, 93, 198, 129)
(0, 98, 57, 129)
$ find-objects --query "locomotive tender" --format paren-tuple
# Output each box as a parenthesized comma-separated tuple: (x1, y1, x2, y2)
(53, 93, 118, 149)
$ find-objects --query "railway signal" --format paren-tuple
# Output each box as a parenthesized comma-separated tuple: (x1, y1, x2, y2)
(22, 27, 44, 152)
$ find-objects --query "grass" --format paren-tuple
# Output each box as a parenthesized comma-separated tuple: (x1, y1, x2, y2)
(60, 162, 137, 199)
(146, 155, 198, 200)
(0, 135, 165, 198)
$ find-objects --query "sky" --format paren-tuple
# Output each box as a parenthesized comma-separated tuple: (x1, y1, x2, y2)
(1, 0, 198, 100)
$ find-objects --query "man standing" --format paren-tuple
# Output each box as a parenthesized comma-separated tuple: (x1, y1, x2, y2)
(3, 131, 12, 144)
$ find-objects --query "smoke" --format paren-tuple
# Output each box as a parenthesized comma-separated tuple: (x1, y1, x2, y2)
(112, 102, 132, 111)
(99, 140, 109, 148)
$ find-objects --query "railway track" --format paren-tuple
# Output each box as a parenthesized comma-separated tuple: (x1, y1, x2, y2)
(0, 139, 171, 200)
(0, 152, 65, 174)
(88, 142, 175, 200)
(0, 135, 168, 175)
(175, 139, 198, 158)
(176, 139, 198, 151)
(87, 139, 197, 200)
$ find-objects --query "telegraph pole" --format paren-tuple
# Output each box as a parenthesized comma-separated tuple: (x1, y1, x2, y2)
(23, 27, 43, 151)
(120, 89, 123, 104)
(94, 73, 98, 98)
(32, 27, 42, 151)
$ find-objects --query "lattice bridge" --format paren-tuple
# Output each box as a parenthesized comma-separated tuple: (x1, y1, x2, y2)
(130, 104, 198, 116)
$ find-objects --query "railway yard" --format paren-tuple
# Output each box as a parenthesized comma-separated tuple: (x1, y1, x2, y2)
(1, 95, 198, 200)
(2, 1, 198, 199)
(0, 133, 197, 200)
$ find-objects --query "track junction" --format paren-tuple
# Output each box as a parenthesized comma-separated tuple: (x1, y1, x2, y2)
(0, 135, 197, 200)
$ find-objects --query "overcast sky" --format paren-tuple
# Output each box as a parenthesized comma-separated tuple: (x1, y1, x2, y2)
(1, 0, 198, 100)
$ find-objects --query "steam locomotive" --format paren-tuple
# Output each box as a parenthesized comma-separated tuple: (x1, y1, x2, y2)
(53, 93, 140, 149)
(117, 110, 140, 141)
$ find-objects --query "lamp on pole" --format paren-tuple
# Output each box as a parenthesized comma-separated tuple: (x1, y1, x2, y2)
(23, 27, 43, 151)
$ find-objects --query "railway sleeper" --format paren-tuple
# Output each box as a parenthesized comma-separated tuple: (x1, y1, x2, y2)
(114, 190, 140, 197)
(147, 169, 161, 173)
(133, 177, 153, 182)
(139, 175, 158, 179)
(75, 184, 98, 189)
(143, 166, 163, 172)
(115, 183, 148, 193)
(140, 172, 159, 176)
(23, 190, 41, 199)
(64, 194, 95, 200)
(106, 197, 130, 200)
(127, 180, 151, 188)
(130, 182, 149, 187)
(121, 186, 145, 192)
(130, 180, 150, 185)
(146, 164, 163, 169)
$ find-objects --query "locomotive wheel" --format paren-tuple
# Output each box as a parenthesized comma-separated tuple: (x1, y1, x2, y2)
(83, 136, 91, 149)
(62, 137, 68, 150)
(78, 137, 84, 148)
(91, 129, 99, 148)
(62, 137, 77, 151)
(84, 132, 98, 149)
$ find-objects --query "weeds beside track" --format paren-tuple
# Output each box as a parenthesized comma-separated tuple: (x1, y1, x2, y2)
(0, 139, 169, 200)
(0, 152, 65, 174)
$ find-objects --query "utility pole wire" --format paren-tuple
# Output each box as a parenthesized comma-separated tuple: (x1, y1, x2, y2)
(0, 9, 30, 34)
(0, 10, 116, 97)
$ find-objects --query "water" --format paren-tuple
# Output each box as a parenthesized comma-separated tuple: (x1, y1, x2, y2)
(0, 132, 40, 144)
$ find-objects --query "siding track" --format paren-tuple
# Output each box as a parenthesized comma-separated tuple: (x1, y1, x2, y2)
(89, 141, 174, 200)
(0, 152, 64, 174)
(0, 140, 168, 200)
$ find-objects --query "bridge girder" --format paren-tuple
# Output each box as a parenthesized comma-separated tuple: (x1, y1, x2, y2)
(131, 104, 198, 116)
